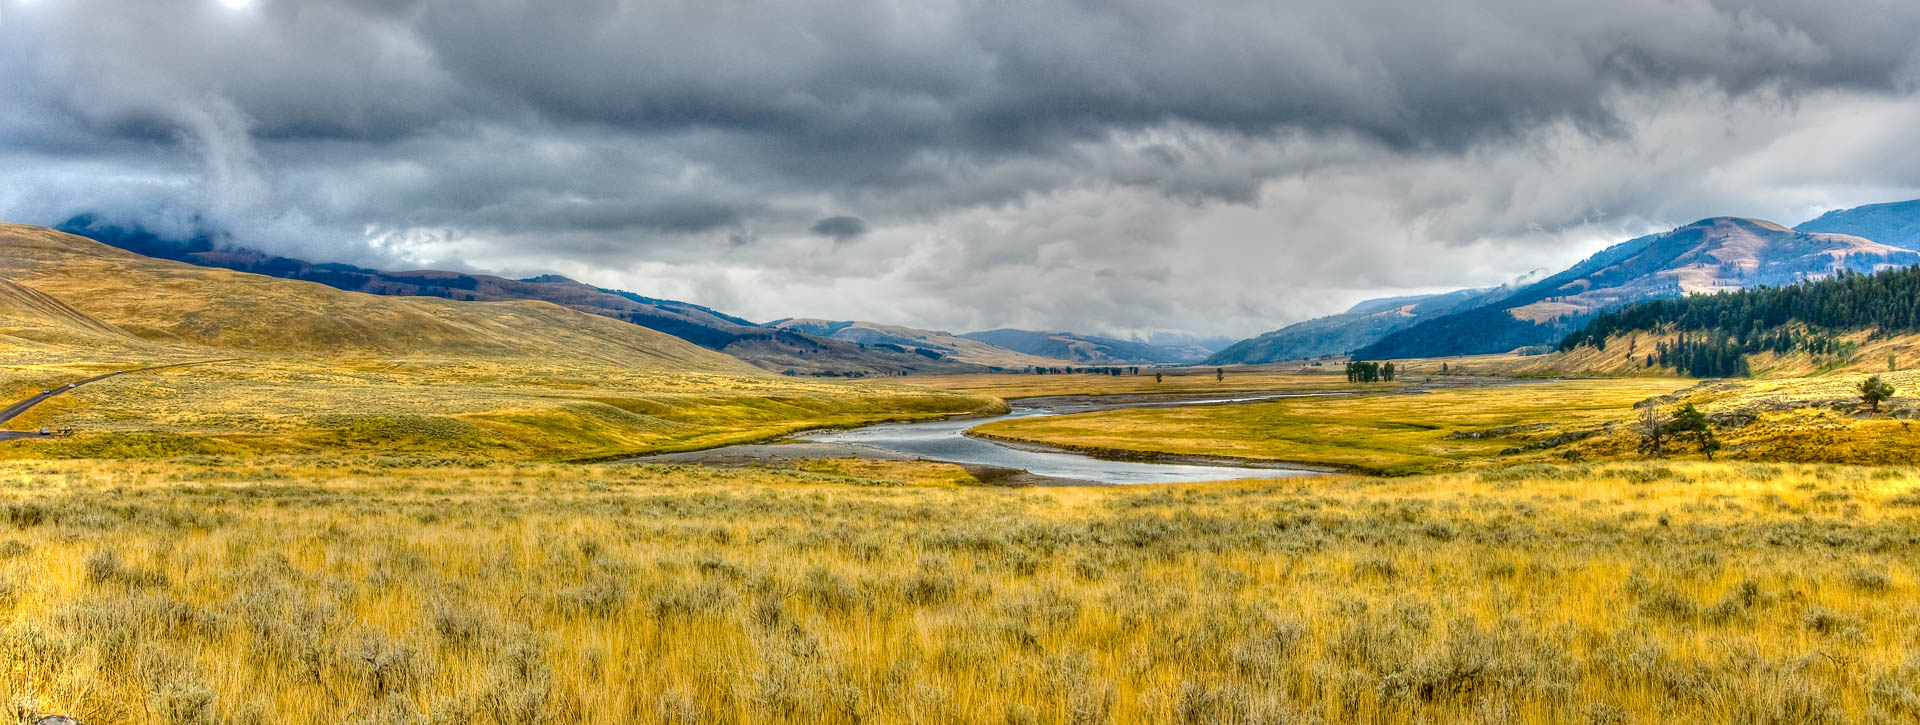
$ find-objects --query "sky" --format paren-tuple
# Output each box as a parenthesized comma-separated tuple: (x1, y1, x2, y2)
(4, 0, 1920, 340)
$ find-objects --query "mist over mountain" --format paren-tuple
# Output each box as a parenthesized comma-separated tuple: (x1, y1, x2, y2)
(960, 329, 1211, 365)
(52, 216, 1038, 376)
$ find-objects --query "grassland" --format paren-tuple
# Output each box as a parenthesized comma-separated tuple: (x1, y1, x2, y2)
(3, 457, 1917, 724)
(972, 378, 1692, 475)
(0, 358, 1001, 461)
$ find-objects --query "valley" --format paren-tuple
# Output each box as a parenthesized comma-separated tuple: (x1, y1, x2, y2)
(7, 200, 1920, 724)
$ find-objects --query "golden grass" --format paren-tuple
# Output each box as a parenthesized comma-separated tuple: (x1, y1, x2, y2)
(0, 224, 748, 369)
(972, 378, 1692, 474)
(0, 358, 1002, 461)
(3, 457, 1918, 723)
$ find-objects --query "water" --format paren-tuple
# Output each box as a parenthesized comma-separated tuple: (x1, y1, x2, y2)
(799, 393, 1336, 485)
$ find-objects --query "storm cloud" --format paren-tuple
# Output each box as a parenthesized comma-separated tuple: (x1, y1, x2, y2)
(3, 0, 1920, 337)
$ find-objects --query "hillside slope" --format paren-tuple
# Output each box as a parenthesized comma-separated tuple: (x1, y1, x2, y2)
(54, 216, 993, 376)
(958, 328, 1206, 364)
(0, 224, 754, 370)
(1353, 217, 1919, 360)
(1206, 287, 1494, 364)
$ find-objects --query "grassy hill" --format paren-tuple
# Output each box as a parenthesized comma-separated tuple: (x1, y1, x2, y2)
(0, 224, 999, 458)
(0, 224, 752, 368)
(56, 216, 1015, 376)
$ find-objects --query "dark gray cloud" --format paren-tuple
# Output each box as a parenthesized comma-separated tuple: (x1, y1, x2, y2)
(3, 0, 1920, 336)
(810, 216, 868, 243)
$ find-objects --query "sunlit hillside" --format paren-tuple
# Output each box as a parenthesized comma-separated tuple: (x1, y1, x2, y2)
(0, 225, 1000, 459)
(0, 224, 750, 368)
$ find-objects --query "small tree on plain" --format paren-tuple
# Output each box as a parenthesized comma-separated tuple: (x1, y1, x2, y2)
(1860, 375, 1895, 413)
(1155, 372, 1163, 383)
(1216, 368, 1224, 382)
(1665, 403, 1720, 460)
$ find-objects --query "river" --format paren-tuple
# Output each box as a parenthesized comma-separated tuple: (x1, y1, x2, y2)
(795, 393, 1335, 485)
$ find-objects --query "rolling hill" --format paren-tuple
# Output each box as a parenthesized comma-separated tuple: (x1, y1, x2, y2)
(959, 328, 1211, 364)
(0, 223, 754, 369)
(54, 216, 1007, 376)
(0, 222, 1003, 459)
(1350, 217, 1920, 360)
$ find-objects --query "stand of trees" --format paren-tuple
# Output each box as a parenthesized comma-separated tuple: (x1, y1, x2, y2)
(1558, 266, 1920, 377)
(1562, 266, 1920, 370)
(1031, 366, 1139, 376)
(1346, 361, 1395, 382)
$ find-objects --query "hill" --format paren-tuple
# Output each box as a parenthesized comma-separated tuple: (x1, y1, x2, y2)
(0, 223, 1000, 458)
(1352, 217, 1919, 360)
(1794, 198, 1920, 250)
(0, 224, 751, 369)
(0, 277, 151, 352)
(1205, 287, 1493, 364)
(958, 328, 1208, 364)
(54, 216, 999, 376)
(769, 319, 1070, 369)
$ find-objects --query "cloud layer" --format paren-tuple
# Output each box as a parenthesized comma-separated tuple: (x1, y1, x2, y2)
(4, 0, 1920, 337)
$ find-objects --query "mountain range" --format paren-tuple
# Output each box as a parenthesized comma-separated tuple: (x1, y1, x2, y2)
(959, 329, 1216, 364)
(53, 216, 1205, 374)
(1211, 199, 1920, 364)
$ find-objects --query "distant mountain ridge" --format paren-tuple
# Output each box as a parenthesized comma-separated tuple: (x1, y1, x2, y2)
(1793, 199, 1920, 250)
(1351, 216, 1920, 360)
(959, 329, 1211, 364)
(766, 319, 1071, 368)
(1205, 287, 1494, 365)
(54, 216, 1030, 376)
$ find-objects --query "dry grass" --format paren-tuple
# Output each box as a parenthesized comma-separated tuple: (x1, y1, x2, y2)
(972, 378, 1692, 474)
(2, 458, 1917, 723)
(0, 359, 1002, 461)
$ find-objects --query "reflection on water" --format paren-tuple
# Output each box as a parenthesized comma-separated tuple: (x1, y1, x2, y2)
(801, 393, 1335, 485)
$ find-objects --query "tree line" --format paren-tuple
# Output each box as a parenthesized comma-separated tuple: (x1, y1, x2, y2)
(1030, 366, 1141, 376)
(1345, 361, 1395, 382)
(1562, 266, 1920, 359)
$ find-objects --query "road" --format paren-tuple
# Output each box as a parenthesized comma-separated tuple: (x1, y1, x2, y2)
(0, 360, 229, 441)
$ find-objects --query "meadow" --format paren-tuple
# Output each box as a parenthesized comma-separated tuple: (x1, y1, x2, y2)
(2, 457, 1916, 724)
(970, 378, 1693, 475)
(0, 358, 1001, 461)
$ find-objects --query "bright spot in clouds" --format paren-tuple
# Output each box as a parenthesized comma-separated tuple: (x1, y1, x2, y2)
(218, 0, 251, 8)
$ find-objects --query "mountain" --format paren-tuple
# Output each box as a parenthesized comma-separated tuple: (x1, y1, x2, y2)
(1351, 217, 1920, 360)
(958, 329, 1209, 364)
(1793, 199, 1920, 250)
(1205, 287, 1493, 365)
(0, 223, 754, 369)
(54, 216, 997, 376)
(767, 319, 1069, 368)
